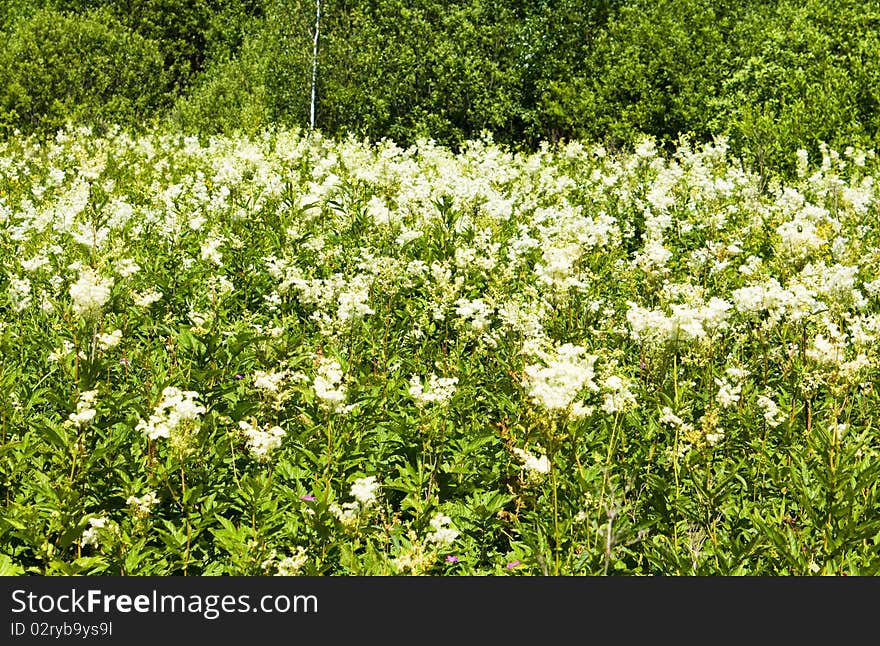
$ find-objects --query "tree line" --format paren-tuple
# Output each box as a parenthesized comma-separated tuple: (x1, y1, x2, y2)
(2, 0, 879, 175)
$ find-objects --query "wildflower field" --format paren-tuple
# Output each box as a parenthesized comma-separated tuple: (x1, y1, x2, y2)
(1, 127, 879, 576)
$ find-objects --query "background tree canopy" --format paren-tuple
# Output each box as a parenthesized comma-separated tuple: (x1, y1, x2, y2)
(2, 0, 879, 177)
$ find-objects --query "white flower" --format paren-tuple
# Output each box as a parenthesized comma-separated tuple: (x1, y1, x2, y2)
(337, 275, 374, 323)
(634, 238, 673, 273)
(97, 329, 122, 350)
(626, 299, 731, 345)
(21, 255, 50, 272)
(705, 430, 725, 446)
(426, 513, 459, 546)
(523, 343, 597, 415)
(408, 373, 459, 407)
(454, 297, 493, 331)
(367, 196, 392, 226)
(200, 237, 224, 265)
(8, 277, 32, 312)
(69, 268, 113, 318)
(830, 423, 848, 442)
(601, 375, 638, 414)
(253, 369, 288, 393)
(329, 502, 360, 526)
(116, 258, 141, 278)
(776, 217, 824, 259)
(133, 288, 162, 308)
(512, 447, 551, 477)
(68, 390, 98, 428)
(135, 386, 205, 440)
(126, 492, 159, 519)
(80, 516, 117, 549)
(350, 476, 380, 507)
(238, 420, 286, 461)
(756, 394, 785, 428)
(276, 547, 308, 576)
(313, 357, 347, 411)
(715, 378, 741, 408)
(659, 407, 684, 427)
(806, 334, 844, 366)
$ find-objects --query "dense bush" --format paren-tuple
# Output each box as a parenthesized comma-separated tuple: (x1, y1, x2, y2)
(0, 8, 168, 136)
(170, 1, 314, 136)
(718, 0, 880, 176)
(315, 0, 523, 146)
(536, 0, 734, 149)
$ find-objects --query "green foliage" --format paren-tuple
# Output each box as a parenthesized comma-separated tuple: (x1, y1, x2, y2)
(717, 0, 880, 176)
(317, 0, 523, 147)
(559, 0, 735, 149)
(170, 1, 312, 136)
(5, 1, 880, 184)
(0, 8, 169, 136)
(2, 127, 879, 575)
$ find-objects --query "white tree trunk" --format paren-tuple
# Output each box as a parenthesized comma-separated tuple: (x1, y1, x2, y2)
(310, 0, 322, 130)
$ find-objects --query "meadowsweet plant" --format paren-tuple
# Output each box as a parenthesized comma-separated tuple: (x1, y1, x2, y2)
(2, 126, 879, 575)
(136, 386, 206, 452)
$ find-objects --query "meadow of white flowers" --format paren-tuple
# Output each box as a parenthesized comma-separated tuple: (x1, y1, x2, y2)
(1, 126, 878, 575)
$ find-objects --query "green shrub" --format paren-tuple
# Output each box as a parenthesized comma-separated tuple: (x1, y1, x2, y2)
(5, 0, 880, 181)
(0, 8, 169, 137)
(316, 0, 523, 148)
(538, 0, 737, 150)
(170, 1, 313, 137)
(174, 0, 524, 148)
(718, 0, 880, 176)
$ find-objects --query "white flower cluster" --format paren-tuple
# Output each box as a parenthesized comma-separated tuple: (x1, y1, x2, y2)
(626, 298, 731, 345)
(535, 243, 587, 292)
(732, 278, 819, 325)
(336, 274, 374, 323)
(275, 547, 308, 576)
(133, 288, 162, 308)
(238, 419, 285, 461)
(8, 277, 31, 312)
(116, 258, 140, 278)
(254, 368, 289, 393)
(512, 447, 551, 479)
(601, 375, 638, 414)
(425, 513, 459, 546)
(775, 215, 826, 260)
(80, 516, 118, 549)
(48, 340, 79, 363)
(69, 268, 113, 318)
(97, 329, 122, 350)
(756, 393, 786, 428)
(715, 367, 748, 409)
(523, 343, 598, 416)
(798, 262, 864, 310)
(633, 237, 673, 274)
(68, 389, 98, 428)
(330, 476, 381, 526)
(454, 297, 493, 331)
(313, 357, 347, 412)
(807, 333, 845, 366)
(351, 475, 380, 506)
(200, 236, 224, 265)
(126, 491, 159, 519)
(704, 428, 726, 446)
(408, 373, 459, 408)
(135, 387, 206, 440)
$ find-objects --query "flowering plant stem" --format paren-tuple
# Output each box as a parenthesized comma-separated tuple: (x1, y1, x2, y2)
(323, 416, 334, 502)
(551, 459, 560, 575)
(181, 465, 191, 575)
